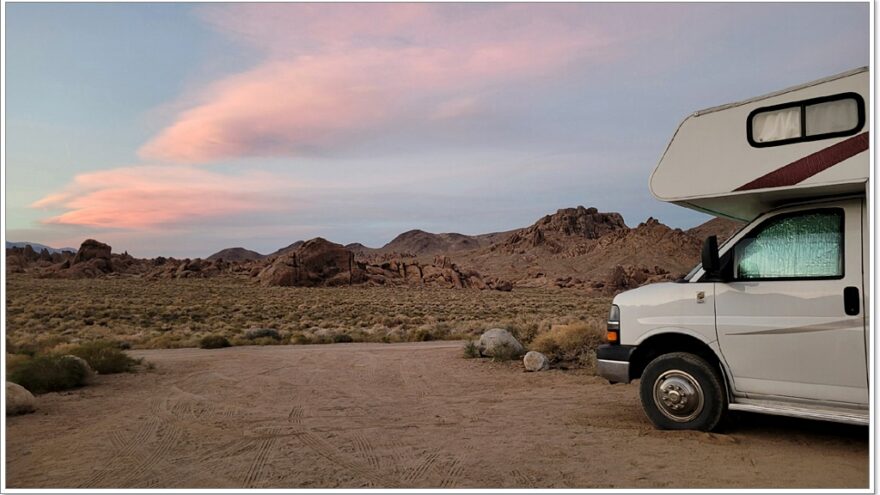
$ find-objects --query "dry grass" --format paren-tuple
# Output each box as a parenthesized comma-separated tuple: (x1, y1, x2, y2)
(529, 320, 606, 370)
(5, 275, 611, 353)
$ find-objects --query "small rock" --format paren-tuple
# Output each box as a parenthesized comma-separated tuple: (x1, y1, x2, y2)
(523, 351, 550, 372)
(6, 382, 36, 416)
(493, 280, 513, 292)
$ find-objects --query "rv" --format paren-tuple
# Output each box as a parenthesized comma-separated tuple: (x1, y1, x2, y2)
(597, 67, 870, 431)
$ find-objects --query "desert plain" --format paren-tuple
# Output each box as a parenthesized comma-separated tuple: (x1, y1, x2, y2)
(4, 207, 868, 488)
(6, 340, 868, 489)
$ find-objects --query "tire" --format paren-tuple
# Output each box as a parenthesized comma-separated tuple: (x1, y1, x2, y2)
(639, 352, 726, 431)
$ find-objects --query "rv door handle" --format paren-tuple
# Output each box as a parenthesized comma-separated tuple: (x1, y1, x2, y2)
(843, 286, 860, 316)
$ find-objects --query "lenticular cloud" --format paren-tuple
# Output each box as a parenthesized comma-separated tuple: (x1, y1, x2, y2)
(138, 4, 613, 164)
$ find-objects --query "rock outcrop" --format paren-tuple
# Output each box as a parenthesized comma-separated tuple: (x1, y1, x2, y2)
(4, 206, 742, 295)
(503, 206, 627, 253)
(73, 239, 112, 264)
(258, 238, 363, 287)
(206, 247, 265, 262)
(594, 264, 676, 291)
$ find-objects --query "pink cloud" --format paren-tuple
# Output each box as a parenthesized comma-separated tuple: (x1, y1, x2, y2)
(139, 4, 617, 164)
(32, 165, 300, 229)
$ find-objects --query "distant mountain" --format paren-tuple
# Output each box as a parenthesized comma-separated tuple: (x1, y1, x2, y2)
(378, 229, 490, 256)
(440, 206, 716, 288)
(206, 247, 265, 262)
(6, 241, 77, 255)
(7, 206, 746, 293)
(268, 240, 305, 258)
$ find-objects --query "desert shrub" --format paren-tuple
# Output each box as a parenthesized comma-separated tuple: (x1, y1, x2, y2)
(529, 321, 605, 369)
(8, 354, 90, 394)
(69, 340, 140, 374)
(142, 333, 195, 349)
(462, 340, 480, 359)
(289, 333, 312, 345)
(249, 336, 284, 346)
(409, 328, 434, 342)
(243, 328, 281, 340)
(6, 353, 32, 374)
(332, 333, 353, 343)
(489, 341, 523, 362)
(199, 335, 231, 349)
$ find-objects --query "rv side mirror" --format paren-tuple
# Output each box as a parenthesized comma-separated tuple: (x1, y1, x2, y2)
(701, 235, 720, 276)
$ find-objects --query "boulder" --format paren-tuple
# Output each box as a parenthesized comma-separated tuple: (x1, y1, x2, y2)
(6, 382, 36, 415)
(523, 351, 550, 372)
(478, 328, 524, 358)
(73, 239, 111, 264)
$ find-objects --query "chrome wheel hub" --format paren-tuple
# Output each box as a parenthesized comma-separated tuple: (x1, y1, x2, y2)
(653, 369, 704, 422)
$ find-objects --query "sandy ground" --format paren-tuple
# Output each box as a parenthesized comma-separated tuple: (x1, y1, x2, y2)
(5, 342, 869, 489)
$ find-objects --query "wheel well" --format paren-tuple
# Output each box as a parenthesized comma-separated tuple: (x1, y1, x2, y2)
(629, 333, 721, 381)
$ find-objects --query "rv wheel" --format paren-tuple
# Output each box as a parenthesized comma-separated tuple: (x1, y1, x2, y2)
(639, 352, 726, 431)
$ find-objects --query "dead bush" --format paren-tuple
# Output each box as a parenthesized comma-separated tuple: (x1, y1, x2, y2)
(69, 340, 140, 374)
(199, 335, 231, 349)
(489, 341, 523, 362)
(529, 320, 605, 369)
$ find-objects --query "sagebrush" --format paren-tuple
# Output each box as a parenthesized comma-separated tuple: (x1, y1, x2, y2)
(5, 276, 611, 351)
(69, 340, 140, 374)
(529, 320, 605, 370)
(7, 354, 90, 394)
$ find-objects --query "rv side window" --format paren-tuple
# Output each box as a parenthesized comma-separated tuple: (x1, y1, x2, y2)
(733, 209, 843, 280)
(748, 93, 864, 147)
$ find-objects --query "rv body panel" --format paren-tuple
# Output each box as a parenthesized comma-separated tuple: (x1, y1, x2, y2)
(613, 282, 717, 347)
(713, 198, 867, 404)
(651, 67, 869, 222)
(598, 68, 871, 429)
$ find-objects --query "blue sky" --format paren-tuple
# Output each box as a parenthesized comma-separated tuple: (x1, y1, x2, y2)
(5, 3, 870, 258)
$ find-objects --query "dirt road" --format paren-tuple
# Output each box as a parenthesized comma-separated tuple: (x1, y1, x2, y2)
(5, 342, 868, 488)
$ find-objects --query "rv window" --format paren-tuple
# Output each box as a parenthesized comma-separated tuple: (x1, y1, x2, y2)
(733, 209, 843, 280)
(805, 98, 859, 136)
(747, 93, 864, 147)
(751, 107, 801, 143)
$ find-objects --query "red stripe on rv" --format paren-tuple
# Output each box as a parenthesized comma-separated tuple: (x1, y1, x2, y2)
(734, 132, 869, 192)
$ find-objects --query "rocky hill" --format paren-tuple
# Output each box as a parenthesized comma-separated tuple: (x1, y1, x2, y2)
(686, 217, 744, 243)
(268, 241, 305, 258)
(377, 230, 490, 256)
(206, 247, 265, 261)
(8, 206, 742, 293)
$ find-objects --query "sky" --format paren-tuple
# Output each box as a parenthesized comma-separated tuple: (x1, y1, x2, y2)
(4, 2, 870, 258)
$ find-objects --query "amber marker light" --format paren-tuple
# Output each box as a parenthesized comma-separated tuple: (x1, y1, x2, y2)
(607, 304, 621, 344)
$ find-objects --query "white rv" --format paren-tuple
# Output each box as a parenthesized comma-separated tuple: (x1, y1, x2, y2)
(597, 67, 870, 431)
